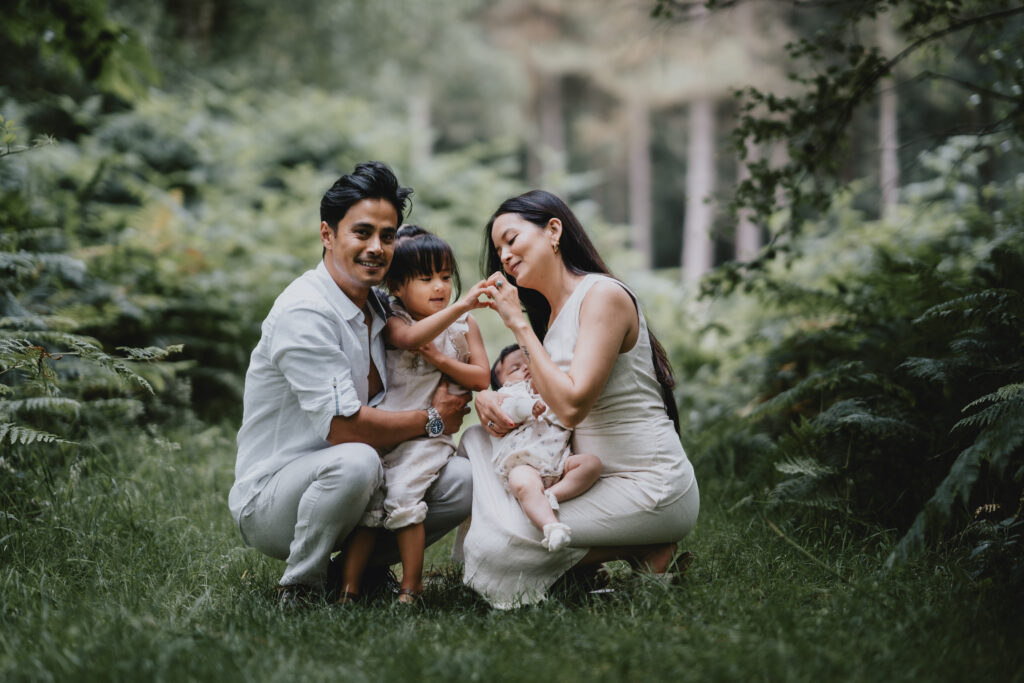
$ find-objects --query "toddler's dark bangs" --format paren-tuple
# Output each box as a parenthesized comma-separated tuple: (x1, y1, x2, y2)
(387, 233, 462, 295)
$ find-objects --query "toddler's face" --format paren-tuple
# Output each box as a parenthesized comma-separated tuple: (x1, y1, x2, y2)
(497, 348, 529, 385)
(394, 269, 453, 320)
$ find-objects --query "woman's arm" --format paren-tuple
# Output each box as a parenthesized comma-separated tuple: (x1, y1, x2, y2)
(385, 279, 490, 350)
(416, 315, 490, 391)
(484, 274, 637, 428)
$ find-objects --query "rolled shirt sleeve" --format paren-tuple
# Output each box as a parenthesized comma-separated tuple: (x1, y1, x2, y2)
(270, 304, 363, 439)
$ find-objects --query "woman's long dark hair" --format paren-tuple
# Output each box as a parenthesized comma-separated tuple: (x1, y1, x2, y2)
(482, 190, 680, 431)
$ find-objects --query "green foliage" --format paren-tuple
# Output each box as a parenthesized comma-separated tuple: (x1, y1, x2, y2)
(0, 116, 183, 507)
(682, 150, 1024, 576)
(2, 428, 1023, 680)
(656, 0, 1024, 286)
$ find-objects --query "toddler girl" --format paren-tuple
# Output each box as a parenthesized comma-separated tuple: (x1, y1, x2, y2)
(489, 344, 602, 552)
(340, 225, 490, 604)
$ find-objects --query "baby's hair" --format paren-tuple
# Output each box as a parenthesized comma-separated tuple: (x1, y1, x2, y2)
(385, 224, 462, 297)
(490, 344, 521, 390)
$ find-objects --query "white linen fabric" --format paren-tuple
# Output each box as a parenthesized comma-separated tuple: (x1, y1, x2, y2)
(462, 273, 699, 608)
(491, 379, 571, 490)
(360, 299, 470, 530)
(229, 261, 389, 526)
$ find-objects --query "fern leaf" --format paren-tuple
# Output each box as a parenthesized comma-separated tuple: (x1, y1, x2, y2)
(0, 421, 72, 446)
(0, 397, 81, 417)
(0, 315, 79, 332)
(960, 382, 1024, 413)
(775, 456, 836, 477)
(953, 384, 1024, 433)
(115, 344, 185, 362)
(914, 288, 1024, 327)
(888, 401, 1024, 566)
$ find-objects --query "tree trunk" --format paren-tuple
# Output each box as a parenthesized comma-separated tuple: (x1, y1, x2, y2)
(735, 137, 761, 261)
(682, 97, 716, 283)
(408, 89, 432, 172)
(532, 72, 566, 186)
(626, 98, 652, 268)
(878, 13, 899, 219)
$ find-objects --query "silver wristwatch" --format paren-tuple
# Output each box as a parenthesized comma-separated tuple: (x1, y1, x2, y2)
(425, 406, 444, 438)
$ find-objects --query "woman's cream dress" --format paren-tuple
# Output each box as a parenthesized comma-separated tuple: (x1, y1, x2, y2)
(461, 274, 699, 608)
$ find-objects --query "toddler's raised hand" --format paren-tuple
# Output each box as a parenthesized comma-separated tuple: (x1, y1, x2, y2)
(532, 400, 546, 418)
(456, 279, 492, 312)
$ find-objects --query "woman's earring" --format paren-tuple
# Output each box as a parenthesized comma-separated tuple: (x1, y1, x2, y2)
(552, 241, 560, 254)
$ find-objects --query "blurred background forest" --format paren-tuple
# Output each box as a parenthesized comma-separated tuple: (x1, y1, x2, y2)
(3, 0, 1023, 591)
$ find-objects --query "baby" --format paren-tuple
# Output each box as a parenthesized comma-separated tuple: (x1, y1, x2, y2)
(489, 344, 602, 552)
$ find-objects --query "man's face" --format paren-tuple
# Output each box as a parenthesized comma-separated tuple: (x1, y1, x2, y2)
(320, 198, 399, 305)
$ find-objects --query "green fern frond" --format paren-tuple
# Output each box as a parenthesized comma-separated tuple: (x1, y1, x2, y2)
(768, 475, 846, 511)
(0, 315, 80, 332)
(899, 356, 954, 383)
(775, 456, 837, 477)
(888, 397, 1024, 567)
(0, 329, 103, 349)
(84, 398, 145, 419)
(960, 382, 1024, 413)
(817, 399, 926, 441)
(0, 251, 86, 283)
(0, 397, 81, 417)
(115, 344, 185, 361)
(751, 361, 866, 419)
(0, 421, 72, 446)
(954, 390, 1024, 433)
(914, 288, 1024, 327)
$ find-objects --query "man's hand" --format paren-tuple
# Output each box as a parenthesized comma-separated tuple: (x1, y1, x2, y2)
(431, 380, 471, 434)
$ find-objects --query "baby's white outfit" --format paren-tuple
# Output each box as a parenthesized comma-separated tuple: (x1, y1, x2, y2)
(361, 300, 469, 530)
(491, 379, 571, 490)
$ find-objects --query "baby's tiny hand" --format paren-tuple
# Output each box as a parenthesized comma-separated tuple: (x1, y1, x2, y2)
(533, 400, 546, 418)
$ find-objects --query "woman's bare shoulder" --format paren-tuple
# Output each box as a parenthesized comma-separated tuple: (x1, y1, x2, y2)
(580, 277, 635, 313)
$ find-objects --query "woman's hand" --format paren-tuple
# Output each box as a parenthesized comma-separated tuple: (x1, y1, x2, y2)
(474, 389, 517, 437)
(483, 272, 528, 332)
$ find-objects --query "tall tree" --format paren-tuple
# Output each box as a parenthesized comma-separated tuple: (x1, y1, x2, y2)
(654, 0, 1024, 285)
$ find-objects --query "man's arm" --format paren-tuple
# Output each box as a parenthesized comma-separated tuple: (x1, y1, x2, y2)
(326, 381, 470, 449)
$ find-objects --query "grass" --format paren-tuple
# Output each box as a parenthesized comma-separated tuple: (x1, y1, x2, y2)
(1, 419, 1022, 682)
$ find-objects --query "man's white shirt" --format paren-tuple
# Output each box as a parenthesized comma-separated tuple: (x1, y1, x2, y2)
(229, 261, 388, 524)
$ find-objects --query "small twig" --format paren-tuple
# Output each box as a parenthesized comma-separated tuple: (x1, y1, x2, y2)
(766, 519, 853, 585)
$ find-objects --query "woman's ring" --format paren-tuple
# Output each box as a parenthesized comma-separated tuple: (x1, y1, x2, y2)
(487, 420, 495, 428)
(495, 280, 503, 289)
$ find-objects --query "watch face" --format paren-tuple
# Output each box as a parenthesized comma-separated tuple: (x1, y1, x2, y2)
(427, 419, 444, 437)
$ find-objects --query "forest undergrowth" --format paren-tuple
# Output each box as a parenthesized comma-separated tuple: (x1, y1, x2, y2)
(1, 415, 1022, 682)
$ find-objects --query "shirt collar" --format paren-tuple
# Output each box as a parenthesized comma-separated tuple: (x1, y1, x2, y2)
(314, 260, 388, 328)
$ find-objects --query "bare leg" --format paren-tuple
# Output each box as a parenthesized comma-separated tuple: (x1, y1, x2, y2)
(395, 522, 425, 603)
(508, 465, 558, 531)
(577, 542, 677, 573)
(339, 526, 377, 601)
(545, 453, 602, 504)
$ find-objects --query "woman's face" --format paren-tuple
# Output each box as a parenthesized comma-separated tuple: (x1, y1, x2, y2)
(490, 213, 559, 289)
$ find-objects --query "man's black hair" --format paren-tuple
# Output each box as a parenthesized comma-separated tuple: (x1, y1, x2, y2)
(320, 161, 413, 255)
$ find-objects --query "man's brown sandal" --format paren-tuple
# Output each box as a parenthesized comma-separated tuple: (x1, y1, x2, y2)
(396, 588, 423, 605)
(336, 591, 359, 606)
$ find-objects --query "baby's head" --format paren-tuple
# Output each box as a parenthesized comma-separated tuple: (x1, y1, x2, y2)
(490, 344, 529, 389)
(385, 224, 462, 319)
